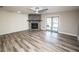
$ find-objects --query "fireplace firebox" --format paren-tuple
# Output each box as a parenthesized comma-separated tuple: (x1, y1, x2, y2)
(31, 23, 38, 29)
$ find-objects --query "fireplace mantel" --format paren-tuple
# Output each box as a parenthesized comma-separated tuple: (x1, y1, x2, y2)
(27, 20, 41, 22)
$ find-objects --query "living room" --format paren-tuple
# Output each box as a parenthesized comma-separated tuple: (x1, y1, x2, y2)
(0, 6, 79, 52)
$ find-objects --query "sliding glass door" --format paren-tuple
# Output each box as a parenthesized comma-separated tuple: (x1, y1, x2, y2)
(46, 17, 59, 32)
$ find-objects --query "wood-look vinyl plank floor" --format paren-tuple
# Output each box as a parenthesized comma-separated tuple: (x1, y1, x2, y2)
(0, 30, 79, 52)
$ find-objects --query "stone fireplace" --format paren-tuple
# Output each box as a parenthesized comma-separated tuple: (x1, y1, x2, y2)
(28, 14, 41, 31)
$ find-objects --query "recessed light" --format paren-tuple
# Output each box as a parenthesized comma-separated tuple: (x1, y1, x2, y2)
(17, 11, 21, 13)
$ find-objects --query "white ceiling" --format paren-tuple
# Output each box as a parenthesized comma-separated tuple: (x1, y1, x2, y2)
(0, 6, 79, 14)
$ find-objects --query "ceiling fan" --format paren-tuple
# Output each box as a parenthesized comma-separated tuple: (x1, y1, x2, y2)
(29, 7, 48, 14)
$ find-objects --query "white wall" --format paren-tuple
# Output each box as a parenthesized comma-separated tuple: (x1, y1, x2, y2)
(41, 10, 79, 36)
(0, 10, 28, 35)
(0, 9, 78, 37)
(41, 15, 46, 30)
(77, 11, 79, 40)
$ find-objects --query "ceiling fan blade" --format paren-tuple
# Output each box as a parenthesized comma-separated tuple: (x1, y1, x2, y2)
(39, 9, 48, 12)
(27, 8, 35, 12)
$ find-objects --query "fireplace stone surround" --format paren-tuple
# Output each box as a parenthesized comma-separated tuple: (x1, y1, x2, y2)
(28, 14, 41, 31)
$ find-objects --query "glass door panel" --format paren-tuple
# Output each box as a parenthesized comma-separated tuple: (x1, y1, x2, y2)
(46, 18, 52, 30)
(52, 17, 58, 32)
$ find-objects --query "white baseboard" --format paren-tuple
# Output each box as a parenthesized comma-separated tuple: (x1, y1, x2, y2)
(0, 29, 28, 36)
(59, 32, 77, 37)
